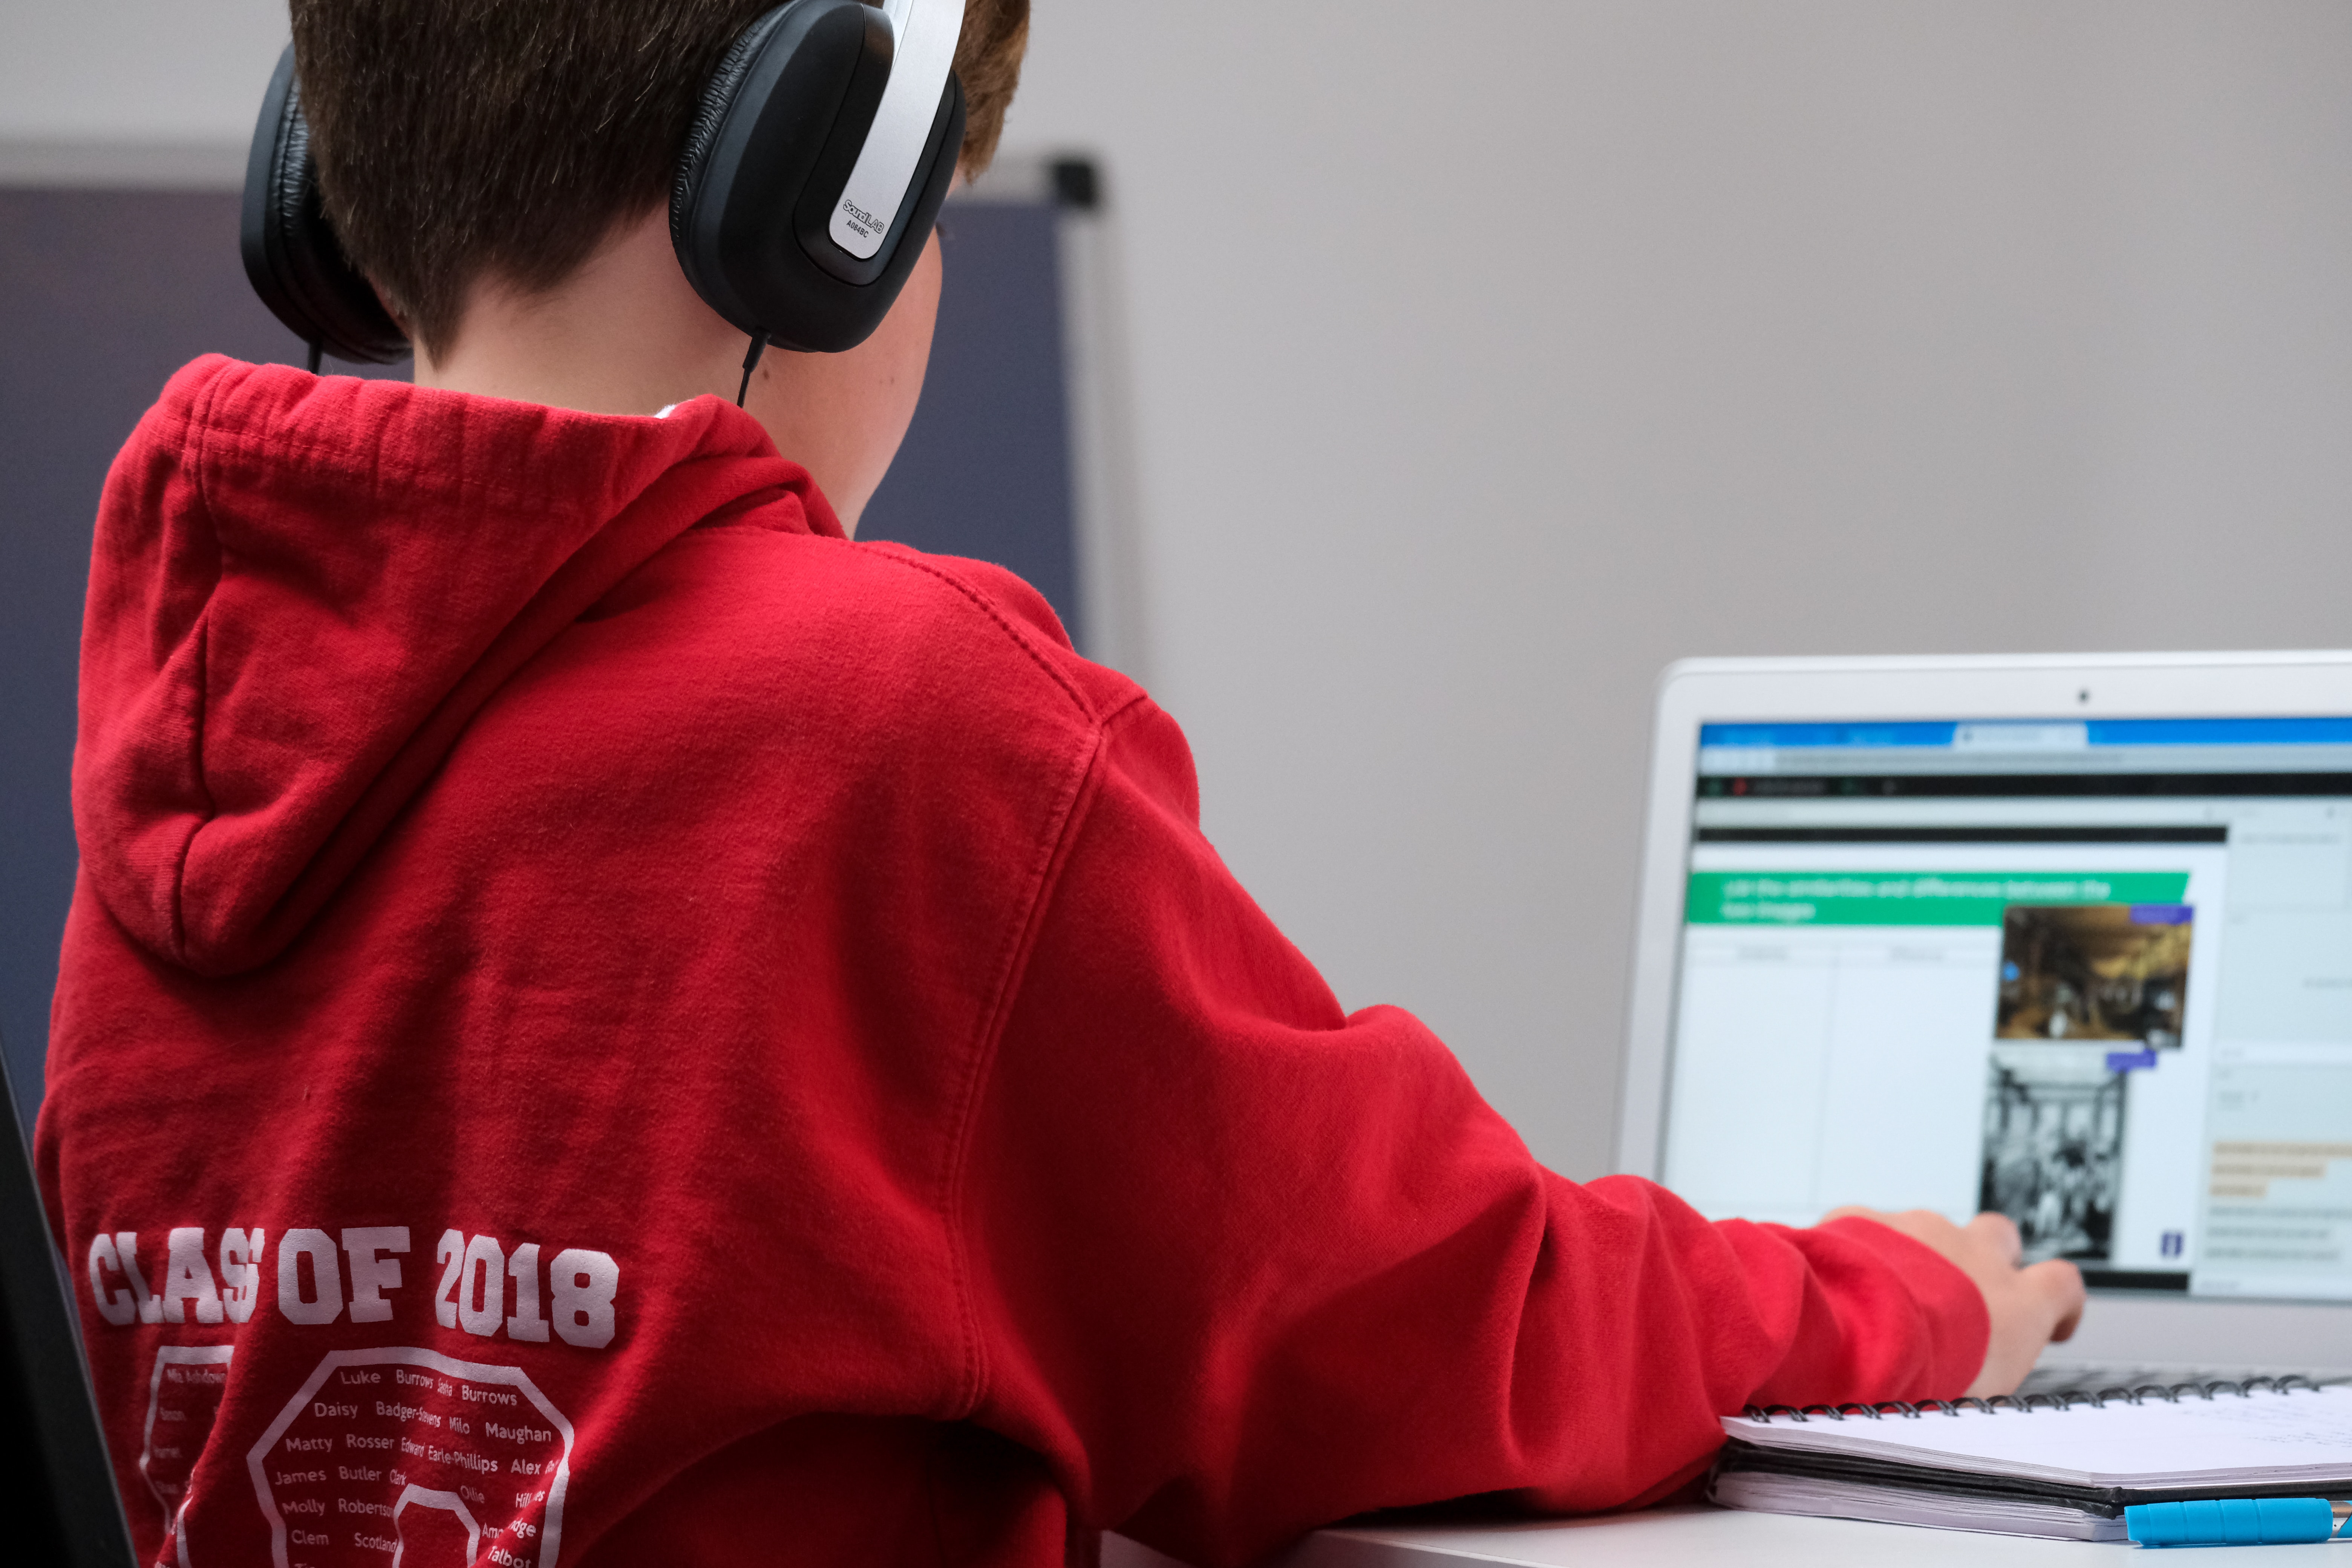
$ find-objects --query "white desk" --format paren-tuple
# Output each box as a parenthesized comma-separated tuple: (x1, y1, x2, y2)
(1106, 1505, 2344, 1566)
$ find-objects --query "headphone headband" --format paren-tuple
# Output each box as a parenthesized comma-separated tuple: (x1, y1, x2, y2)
(829, 0, 965, 260)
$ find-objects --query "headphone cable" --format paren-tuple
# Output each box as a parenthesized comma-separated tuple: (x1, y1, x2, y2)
(737, 335, 768, 407)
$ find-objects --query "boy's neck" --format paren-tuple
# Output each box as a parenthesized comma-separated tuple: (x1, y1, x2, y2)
(411, 210, 743, 418)
(400, 206, 942, 533)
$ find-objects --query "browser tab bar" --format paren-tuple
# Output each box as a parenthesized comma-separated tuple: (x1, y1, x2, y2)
(1951, 722, 2089, 751)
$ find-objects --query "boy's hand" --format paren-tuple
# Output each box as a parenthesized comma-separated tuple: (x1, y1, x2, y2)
(1822, 1207, 2086, 1397)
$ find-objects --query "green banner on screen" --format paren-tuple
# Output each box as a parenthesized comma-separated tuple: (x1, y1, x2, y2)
(1686, 871, 2193, 926)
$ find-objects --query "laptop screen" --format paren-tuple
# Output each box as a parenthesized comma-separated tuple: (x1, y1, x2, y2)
(1658, 716, 2352, 1303)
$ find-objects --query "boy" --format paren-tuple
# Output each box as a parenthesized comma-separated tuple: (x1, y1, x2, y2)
(38, 2, 2082, 1565)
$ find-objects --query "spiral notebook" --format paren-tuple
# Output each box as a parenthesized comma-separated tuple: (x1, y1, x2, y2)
(1710, 1380, 2352, 1542)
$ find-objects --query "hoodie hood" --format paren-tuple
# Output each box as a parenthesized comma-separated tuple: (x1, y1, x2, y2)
(75, 355, 839, 978)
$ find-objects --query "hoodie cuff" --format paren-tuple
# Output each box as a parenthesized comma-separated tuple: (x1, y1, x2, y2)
(1748, 1215, 1991, 1408)
(1823, 1215, 1991, 1399)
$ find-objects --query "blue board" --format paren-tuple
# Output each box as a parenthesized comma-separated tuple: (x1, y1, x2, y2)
(861, 201, 1081, 634)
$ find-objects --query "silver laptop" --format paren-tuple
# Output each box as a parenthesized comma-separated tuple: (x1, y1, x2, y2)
(1617, 652, 2352, 1391)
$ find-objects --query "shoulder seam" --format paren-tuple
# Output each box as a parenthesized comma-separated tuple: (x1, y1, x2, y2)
(1097, 688, 1155, 735)
(939, 718, 1113, 1419)
(856, 549, 1098, 721)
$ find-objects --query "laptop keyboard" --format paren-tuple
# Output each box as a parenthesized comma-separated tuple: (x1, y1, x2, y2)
(2015, 1363, 2340, 1397)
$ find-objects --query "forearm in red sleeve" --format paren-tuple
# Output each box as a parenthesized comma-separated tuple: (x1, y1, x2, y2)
(954, 702, 1987, 1566)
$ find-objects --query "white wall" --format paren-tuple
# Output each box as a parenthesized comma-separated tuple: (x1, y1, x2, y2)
(1009, 1, 2352, 1179)
(9, 2, 2352, 1178)
(0, 2, 288, 143)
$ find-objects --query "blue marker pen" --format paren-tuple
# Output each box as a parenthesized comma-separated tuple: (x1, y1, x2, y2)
(2124, 1498, 2344, 1546)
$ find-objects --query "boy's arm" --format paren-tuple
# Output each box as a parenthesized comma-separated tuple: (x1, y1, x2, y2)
(956, 699, 1988, 1566)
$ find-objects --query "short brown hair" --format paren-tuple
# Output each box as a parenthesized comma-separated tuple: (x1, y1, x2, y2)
(291, 0, 1030, 356)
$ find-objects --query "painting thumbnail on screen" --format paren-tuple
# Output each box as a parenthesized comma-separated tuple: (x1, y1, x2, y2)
(1995, 902, 2191, 1049)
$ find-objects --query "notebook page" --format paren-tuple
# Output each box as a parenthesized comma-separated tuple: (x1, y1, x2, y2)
(1719, 1386, 2352, 1488)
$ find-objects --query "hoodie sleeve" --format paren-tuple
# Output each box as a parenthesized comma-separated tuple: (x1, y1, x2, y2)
(956, 698, 1987, 1567)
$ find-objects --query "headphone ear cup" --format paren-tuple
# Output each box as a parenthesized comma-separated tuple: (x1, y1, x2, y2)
(671, 0, 962, 355)
(671, 14, 781, 262)
(240, 46, 410, 366)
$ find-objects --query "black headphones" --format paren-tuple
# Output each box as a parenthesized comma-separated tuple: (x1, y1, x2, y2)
(240, 0, 966, 381)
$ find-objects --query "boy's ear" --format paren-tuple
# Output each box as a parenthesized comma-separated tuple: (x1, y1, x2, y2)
(239, 45, 413, 366)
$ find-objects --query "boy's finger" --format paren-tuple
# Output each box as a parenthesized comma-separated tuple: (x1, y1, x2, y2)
(1966, 1211, 2023, 1268)
(2023, 1259, 2086, 1338)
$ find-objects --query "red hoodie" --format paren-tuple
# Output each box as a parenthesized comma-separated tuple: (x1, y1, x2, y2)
(40, 356, 1984, 1568)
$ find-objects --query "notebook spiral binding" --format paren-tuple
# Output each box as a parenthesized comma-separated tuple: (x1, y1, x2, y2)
(1741, 1375, 2319, 1423)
